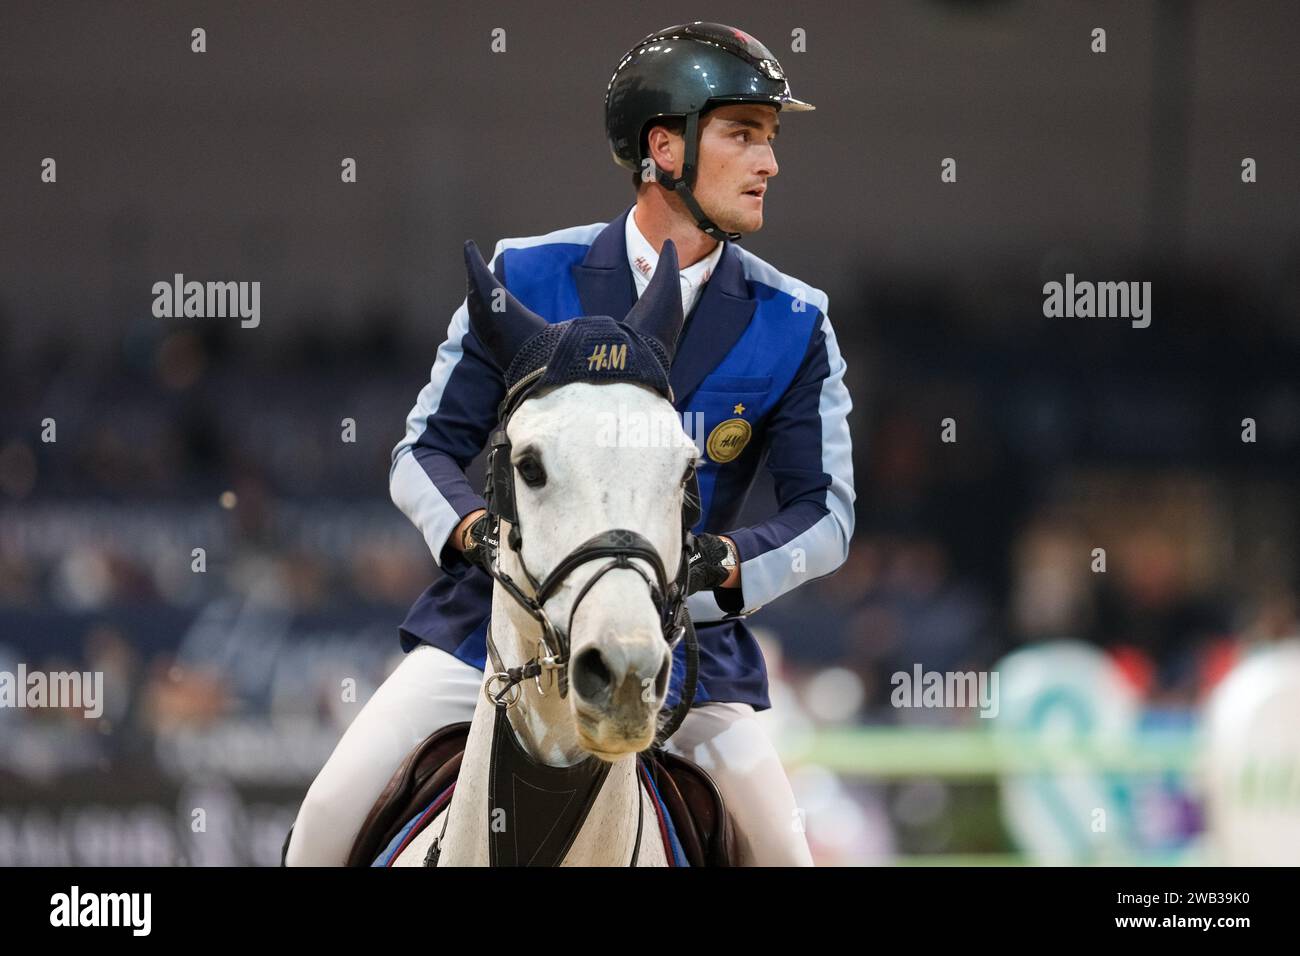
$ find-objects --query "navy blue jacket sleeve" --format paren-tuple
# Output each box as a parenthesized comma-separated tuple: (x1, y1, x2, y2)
(389, 244, 509, 569)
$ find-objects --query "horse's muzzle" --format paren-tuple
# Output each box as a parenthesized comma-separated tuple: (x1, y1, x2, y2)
(570, 638, 671, 754)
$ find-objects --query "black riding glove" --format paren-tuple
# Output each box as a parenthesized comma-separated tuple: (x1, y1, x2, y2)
(686, 533, 732, 595)
(460, 513, 497, 576)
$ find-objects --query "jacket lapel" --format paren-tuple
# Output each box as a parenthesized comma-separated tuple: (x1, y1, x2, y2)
(572, 204, 758, 404)
(667, 244, 756, 403)
(571, 204, 638, 322)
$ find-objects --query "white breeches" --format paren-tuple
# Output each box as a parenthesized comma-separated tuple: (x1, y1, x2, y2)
(285, 643, 812, 866)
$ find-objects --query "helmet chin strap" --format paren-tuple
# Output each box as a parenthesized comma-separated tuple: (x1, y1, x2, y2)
(653, 111, 743, 244)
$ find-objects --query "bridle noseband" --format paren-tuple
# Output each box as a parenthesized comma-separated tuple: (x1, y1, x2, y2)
(478, 372, 701, 745)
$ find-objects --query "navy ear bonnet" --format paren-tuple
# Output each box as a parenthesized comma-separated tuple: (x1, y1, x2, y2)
(504, 317, 673, 398)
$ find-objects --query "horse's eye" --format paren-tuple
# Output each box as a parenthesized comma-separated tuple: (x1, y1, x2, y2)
(516, 455, 546, 488)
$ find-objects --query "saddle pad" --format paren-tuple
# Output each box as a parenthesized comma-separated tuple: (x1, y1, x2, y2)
(372, 784, 457, 867)
(639, 758, 689, 867)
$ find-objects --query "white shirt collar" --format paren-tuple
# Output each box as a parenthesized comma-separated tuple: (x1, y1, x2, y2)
(625, 208, 725, 316)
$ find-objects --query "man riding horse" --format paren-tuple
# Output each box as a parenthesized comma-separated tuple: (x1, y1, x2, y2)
(285, 20, 855, 866)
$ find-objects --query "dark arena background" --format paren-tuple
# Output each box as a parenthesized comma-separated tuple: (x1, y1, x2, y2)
(2, 0, 1298, 895)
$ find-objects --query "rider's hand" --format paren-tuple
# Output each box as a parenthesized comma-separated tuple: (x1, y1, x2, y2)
(459, 512, 496, 575)
(686, 533, 735, 595)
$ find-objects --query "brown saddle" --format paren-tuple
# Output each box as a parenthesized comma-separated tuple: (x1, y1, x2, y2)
(346, 721, 738, 867)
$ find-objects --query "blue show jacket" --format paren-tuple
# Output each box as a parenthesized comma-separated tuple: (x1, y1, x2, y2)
(390, 204, 855, 709)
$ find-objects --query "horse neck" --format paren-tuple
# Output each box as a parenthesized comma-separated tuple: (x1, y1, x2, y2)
(432, 585, 646, 866)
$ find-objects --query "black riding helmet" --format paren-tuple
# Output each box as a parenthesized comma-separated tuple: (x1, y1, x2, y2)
(605, 22, 815, 243)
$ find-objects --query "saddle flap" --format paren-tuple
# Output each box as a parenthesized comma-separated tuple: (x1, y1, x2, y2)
(646, 749, 739, 867)
(646, 758, 705, 866)
(345, 721, 472, 867)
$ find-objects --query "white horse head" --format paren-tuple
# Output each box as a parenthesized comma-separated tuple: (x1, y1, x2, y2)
(464, 239, 698, 762)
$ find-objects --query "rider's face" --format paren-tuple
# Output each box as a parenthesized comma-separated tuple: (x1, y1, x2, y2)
(690, 103, 780, 235)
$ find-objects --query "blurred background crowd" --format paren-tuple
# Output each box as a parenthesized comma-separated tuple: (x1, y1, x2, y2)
(2, 1, 1298, 864)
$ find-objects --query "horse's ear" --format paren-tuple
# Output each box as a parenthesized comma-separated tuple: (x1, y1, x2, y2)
(623, 238, 685, 364)
(464, 239, 549, 372)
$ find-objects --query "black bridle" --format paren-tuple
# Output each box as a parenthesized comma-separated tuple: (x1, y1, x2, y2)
(478, 371, 700, 747)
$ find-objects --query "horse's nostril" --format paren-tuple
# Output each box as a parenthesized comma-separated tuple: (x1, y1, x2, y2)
(573, 648, 612, 702)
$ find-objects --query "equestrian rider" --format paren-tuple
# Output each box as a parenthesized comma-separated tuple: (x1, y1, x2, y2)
(286, 21, 855, 867)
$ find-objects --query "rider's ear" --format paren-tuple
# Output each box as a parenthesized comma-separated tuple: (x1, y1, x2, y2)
(464, 239, 549, 372)
(623, 238, 685, 364)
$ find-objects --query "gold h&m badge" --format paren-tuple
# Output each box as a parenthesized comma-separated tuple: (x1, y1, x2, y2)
(707, 401, 752, 464)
